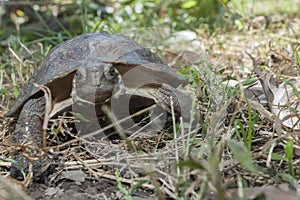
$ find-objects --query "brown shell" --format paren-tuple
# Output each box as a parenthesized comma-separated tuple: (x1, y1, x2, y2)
(5, 33, 187, 117)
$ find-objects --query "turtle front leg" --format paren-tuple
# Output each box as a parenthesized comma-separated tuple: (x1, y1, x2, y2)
(139, 83, 198, 126)
(11, 96, 46, 180)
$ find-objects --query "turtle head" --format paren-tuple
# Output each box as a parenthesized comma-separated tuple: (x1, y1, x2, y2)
(71, 63, 123, 105)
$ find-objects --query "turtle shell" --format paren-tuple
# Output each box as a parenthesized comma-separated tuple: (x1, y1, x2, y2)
(5, 33, 187, 117)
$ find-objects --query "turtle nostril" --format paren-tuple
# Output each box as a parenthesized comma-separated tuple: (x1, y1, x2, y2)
(109, 67, 116, 76)
(91, 67, 99, 73)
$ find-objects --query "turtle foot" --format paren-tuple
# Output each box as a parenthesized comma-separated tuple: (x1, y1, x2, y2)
(10, 154, 51, 181)
(10, 155, 28, 180)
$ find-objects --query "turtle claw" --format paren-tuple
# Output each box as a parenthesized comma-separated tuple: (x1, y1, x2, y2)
(11, 154, 51, 181)
(10, 155, 28, 180)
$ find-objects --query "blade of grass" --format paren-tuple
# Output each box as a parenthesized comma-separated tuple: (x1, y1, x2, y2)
(228, 139, 258, 173)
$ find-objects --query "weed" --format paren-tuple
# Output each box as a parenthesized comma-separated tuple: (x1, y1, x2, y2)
(115, 170, 148, 200)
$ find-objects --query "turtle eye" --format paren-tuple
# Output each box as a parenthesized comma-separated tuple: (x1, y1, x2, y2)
(75, 71, 81, 79)
(109, 66, 116, 77)
(104, 64, 117, 80)
(75, 69, 85, 80)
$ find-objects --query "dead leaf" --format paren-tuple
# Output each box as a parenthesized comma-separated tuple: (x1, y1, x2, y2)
(45, 187, 64, 196)
(270, 77, 300, 130)
(255, 69, 300, 131)
(227, 184, 300, 200)
(57, 170, 86, 183)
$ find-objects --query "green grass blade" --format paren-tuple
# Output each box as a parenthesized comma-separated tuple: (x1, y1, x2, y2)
(228, 140, 258, 173)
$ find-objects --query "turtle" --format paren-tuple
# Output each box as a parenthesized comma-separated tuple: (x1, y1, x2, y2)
(5, 33, 197, 180)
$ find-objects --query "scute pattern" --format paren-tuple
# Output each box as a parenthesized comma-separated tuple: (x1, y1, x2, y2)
(5, 33, 186, 117)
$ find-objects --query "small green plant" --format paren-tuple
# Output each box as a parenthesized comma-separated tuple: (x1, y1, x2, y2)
(284, 139, 295, 178)
(234, 100, 259, 150)
(228, 139, 258, 173)
(269, 139, 298, 188)
(177, 66, 201, 85)
(295, 50, 300, 71)
(13, 85, 19, 98)
(179, 0, 231, 31)
(115, 170, 148, 200)
(271, 139, 296, 180)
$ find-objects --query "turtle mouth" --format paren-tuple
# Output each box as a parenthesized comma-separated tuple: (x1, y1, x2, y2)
(72, 90, 112, 106)
(71, 82, 115, 105)
(82, 82, 115, 91)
